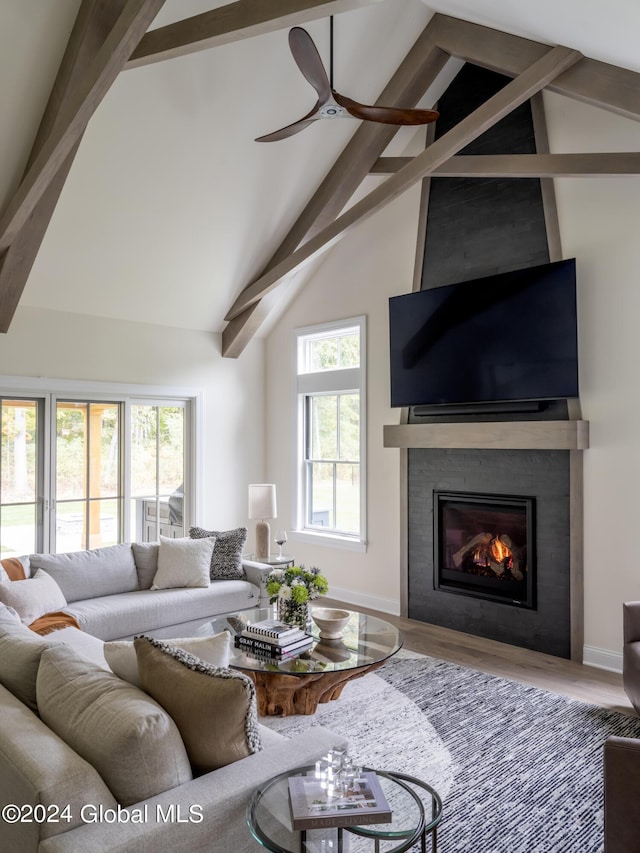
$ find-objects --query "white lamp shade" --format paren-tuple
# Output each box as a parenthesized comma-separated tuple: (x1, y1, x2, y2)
(248, 484, 277, 520)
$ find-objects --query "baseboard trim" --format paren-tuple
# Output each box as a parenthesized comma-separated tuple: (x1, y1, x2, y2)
(583, 645, 623, 673)
(328, 586, 400, 617)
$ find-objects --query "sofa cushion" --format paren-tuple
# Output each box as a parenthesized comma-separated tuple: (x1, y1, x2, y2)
(31, 544, 139, 603)
(151, 535, 215, 590)
(189, 525, 247, 580)
(0, 683, 118, 843)
(37, 644, 192, 807)
(131, 541, 159, 589)
(104, 631, 231, 688)
(0, 569, 67, 625)
(0, 611, 50, 710)
(135, 636, 262, 775)
(63, 582, 259, 641)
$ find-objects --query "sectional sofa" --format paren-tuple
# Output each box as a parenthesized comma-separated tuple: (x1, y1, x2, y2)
(20, 540, 272, 640)
(0, 541, 347, 852)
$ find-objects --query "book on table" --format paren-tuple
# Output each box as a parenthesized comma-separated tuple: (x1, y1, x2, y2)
(234, 633, 313, 658)
(244, 619, 305, 642)
(288, 771, 392, 830)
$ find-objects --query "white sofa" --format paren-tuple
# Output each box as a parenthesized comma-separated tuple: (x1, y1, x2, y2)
(0, 552, 346, 853)
(20, 541, 272, 640)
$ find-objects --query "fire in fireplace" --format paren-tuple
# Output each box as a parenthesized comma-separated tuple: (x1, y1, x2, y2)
(434, 491, 536, 609)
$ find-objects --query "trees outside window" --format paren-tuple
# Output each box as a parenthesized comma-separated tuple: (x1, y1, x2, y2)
(295, 318, 366, 548)
(0, 386, 192, 557)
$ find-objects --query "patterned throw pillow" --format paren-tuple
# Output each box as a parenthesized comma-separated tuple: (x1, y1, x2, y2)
(134, 636, 262, 774)
(189, 526, 247, 580)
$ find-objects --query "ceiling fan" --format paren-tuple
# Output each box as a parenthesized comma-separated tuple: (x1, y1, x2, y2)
(256, 23, 439, 142)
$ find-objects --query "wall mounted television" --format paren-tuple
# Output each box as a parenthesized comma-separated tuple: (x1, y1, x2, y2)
(389, 258, 578, 408)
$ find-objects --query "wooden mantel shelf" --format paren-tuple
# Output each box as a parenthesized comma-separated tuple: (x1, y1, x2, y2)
(383, 420, 589, 451)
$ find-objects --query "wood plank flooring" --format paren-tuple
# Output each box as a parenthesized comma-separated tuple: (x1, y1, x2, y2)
(325, 599, 635, 716)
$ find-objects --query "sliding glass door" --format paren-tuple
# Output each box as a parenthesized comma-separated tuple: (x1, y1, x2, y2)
(0, 386, 193, 556)
(130, 404, 186, 542)
(55, 401, 121, 551)
(0, 398, 43, 557)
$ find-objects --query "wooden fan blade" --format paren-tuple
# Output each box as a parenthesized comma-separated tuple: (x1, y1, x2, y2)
(288, 27, 331, 103)
(333, 91, 439, 125)
(255, 101, 321, 142)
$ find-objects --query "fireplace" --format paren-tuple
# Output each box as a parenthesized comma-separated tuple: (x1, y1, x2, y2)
(434, 491, 536, 609)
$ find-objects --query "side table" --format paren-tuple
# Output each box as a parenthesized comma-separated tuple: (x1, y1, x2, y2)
(245, 553, 295, 570)
(247, 764, 442, 852)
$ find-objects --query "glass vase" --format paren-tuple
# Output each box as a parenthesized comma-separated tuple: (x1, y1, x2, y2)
(277, 597, 310, 631)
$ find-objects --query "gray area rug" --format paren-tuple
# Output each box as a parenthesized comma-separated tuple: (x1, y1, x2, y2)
(262, 652, 640, 852)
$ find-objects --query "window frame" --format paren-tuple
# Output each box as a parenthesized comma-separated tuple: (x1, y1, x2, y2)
(0, 376, 202, 554)
(292, 317, 367, 552)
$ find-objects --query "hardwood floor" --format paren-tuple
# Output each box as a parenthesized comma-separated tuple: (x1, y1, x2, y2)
(326, 599, 635, 716)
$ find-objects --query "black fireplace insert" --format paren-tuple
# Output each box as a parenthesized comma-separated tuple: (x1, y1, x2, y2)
(434, 491, 536, 609)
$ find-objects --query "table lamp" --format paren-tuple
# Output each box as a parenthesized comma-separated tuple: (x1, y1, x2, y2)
(248, 484, 277, 560)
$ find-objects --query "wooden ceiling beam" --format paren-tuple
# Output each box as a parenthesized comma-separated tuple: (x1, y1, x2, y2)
(225, 45, 582, 321)
(221, 16, 449, 356)
(127, 0, 383, 69)
(0, 0, 130, 333)
(371, 152, 640, 177)
(432, 13, 640, 121)
(0, 0, 165, 256)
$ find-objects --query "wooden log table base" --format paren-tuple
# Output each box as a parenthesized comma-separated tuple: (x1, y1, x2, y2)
(246, 659, 387, 717)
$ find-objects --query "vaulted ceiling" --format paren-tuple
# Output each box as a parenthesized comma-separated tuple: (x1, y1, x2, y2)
(1, 0, 640, 357)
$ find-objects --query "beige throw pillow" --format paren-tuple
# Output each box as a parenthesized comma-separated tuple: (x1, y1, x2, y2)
(37, 644, 192, 806)
(105, 631, 232, 688)
(0, 568, 67, 625)
(151, 536, 215, 590)
(135, 636, 262, 775)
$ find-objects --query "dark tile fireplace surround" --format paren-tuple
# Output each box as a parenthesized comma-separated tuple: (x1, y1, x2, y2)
(383, 408, 587, 660)
(382, 63, 588, 660)
(407, 439, 574, 658)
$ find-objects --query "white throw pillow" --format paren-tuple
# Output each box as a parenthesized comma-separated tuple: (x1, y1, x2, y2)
(105, 631, 232, 688)
(150, 535, 215, 590)
(0, 568, 67, 625)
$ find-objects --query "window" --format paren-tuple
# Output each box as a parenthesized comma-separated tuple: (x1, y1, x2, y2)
(55, 401, 122, 551)
(0, 398, 43, 556)
(130, 404, 186, 543)
(295, 318, 366, 549)
(0, 379, 196, 556)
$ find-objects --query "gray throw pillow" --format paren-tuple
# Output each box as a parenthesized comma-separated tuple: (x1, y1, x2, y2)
(131, 542, 159, 590)
(189, 526, 247, 580)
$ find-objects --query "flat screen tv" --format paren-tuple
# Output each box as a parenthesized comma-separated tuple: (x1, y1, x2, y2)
(389, 258, 578, 408)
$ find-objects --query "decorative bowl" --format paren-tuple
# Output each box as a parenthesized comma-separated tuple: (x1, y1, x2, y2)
(311, 608, 350, 639)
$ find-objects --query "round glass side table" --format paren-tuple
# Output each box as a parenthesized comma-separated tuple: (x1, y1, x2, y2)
(247, 764, 442, 853)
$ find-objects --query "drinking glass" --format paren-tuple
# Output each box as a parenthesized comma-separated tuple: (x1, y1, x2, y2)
(274, 530, 287, 559)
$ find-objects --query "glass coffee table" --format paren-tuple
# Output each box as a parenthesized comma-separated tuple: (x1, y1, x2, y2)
(247, 764, 442, 853)
(196, 607, 402, 716)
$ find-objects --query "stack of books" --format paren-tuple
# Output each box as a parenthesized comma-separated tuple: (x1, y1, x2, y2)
(234, 619, 313, 658)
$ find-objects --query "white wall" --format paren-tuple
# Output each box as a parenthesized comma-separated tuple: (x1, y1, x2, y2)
(265, 181, 423, 614)
(0, 305, 266, 531)
(545, 91, 640, 662)
(265, 94, 640, 665)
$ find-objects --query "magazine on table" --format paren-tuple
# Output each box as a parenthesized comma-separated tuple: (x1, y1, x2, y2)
(288, 771, 392, 830)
